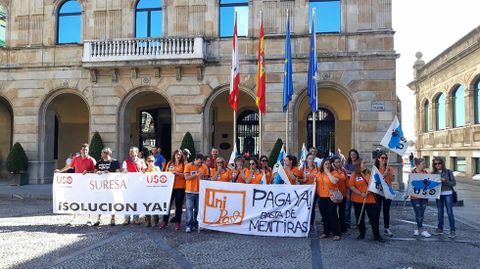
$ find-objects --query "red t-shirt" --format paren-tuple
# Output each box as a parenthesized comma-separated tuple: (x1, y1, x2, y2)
(70, 156, 96, 173)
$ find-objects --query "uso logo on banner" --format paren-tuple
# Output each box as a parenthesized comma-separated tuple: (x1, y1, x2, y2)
(145, 173, 169, 187)
(55, 174, 74, 188)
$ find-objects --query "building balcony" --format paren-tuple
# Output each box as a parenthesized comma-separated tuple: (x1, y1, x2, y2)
(82, 37, 205, 68)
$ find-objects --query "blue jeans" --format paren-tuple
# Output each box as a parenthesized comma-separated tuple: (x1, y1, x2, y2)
(124, 214, 139, 222)
(436, 194, 455, 231)
(411, 199, 428, 228)
(345, 190, 353, 225)
(186, 193, 199, 229)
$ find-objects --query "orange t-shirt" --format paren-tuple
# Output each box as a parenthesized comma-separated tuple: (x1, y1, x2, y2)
(316, 172, 340, 198)
(299, 166, 318, 185)
(184, 163, 208, 193)
(349, 172, 376, 204)
(209, 167, 232, 182)
(260, 168, 272, 184)
(332, 168, 348, 196)
(145, 166, 161, 172)
(165, 162, 186, 189)
(285, 166, 302, 185)
(245, 169, 264, 184)
(378, 166, 395, 185)
(231, 168, 248, 184)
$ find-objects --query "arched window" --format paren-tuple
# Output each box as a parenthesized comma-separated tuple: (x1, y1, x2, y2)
(57, 0, 81, 44)
(452, 85, 465, 127)
(0, 6, 6, 47)
(135, 0, 162, 38)
(435, 93, 446, 130)
(475, 79, 480, 124)
(423, 100, 429, 132)
(219, 0, 248, 37)
(237, 110, 259, 156)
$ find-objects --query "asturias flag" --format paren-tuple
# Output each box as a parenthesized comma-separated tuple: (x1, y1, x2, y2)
(229, 13, 240, 112)
(256, 17, 266, 114)
(283, 14, 293, 113)
(307, 10, 318, 113)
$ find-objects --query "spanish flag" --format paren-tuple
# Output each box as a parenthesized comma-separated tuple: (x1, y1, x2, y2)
(256, 17, 266, 114)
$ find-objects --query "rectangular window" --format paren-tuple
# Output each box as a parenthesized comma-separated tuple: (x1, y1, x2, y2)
(136, 11, 148, 38)
(219, 0, 248, 37)
(309, 0, 341, 33)
(423, 156, 430, 169)
(58, 15, 81, 44)
(452, 157, 466, 172)
(474, 158, 480, 175)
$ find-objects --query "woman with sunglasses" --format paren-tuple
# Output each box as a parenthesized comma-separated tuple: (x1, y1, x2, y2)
(331, 155, 349, 233)
(431, 157, 456, 238)
(210, 157, 231, 182)
(231, 156, 247, 183)
(374, 151, 395, 237)
(161, 149, 186, 230)
(316, 158, 341, 241)
(409, 157, 431, 238)
(144, 155, 161, 227)
(284, 155, 302, 185)
(258, 155, 272, 184)
(349, 159, 384, 242)
(245, 158, 263, 184)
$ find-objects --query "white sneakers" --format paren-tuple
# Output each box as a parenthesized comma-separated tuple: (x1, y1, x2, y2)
(414, 229, 431, 237)
(384, 228, 393, 237)
(185, 227, 192, 233)
(420, 230, 431, 237)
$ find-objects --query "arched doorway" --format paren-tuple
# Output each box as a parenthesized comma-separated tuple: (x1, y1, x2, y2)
(296, 87, 353, 156)
(119, 90, 172, 162)
(0, 97, 13, 175)
(43, 92, 90, 169)
(205, 89, 258, 158)
(306, 108, 335, 157)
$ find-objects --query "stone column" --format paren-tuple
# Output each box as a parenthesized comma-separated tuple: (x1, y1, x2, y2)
(465, 85, 475, 125)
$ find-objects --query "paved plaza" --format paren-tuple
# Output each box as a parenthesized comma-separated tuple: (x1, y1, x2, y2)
(0, 178, 479, 269)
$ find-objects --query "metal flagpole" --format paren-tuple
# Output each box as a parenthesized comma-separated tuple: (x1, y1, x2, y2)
(234, 110, 237, 153)
(285, 106, 289, 154)
(312, 8, 317, 149)
(258, 11, 263, 157)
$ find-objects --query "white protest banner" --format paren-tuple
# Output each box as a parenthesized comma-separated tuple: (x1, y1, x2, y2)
(368, 166, 396, 200)
(406, 173, 441, 199)
(53, 172, 174, 214)
(197, 181, 315, 237)
(380, 115, 409, 156)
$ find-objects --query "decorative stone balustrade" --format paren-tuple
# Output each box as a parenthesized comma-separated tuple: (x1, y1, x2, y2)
(82, 37, 204, 63)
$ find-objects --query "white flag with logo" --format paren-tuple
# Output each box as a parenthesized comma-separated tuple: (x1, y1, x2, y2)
(368, 166, 396, 200)
(380, 115, 409, 156)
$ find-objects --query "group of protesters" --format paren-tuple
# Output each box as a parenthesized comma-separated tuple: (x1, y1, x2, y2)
(55, 143, 457, 241)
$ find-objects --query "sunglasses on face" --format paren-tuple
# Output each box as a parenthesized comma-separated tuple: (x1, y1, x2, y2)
(380, 157, 388, 160)
(249, 162, 256, 165)
(261, 160, 268, 162)
(147, 160, 154, 163)
(217, 161, 224, 164)
(434, 162, 442, 165)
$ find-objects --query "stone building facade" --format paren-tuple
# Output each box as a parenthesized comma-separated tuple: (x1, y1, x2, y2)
(0, 0, 398, 184)
(409, 26, 480, 179)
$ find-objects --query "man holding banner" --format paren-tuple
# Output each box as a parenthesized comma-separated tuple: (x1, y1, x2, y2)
(184, 153, 209, 233)
(122, 146, 146, 225)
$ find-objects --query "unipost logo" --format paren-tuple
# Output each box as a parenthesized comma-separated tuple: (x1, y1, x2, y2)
(203, 188, 246, 225)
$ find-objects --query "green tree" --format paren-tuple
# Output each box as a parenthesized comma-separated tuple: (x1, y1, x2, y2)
(268, 138, 283, 167)
(5, 142, 29, 174)
(89, 131, 104, 161)
(180, 132, 196, 162)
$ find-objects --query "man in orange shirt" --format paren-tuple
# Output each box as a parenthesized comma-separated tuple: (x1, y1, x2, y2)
(184, 153, 208, 233)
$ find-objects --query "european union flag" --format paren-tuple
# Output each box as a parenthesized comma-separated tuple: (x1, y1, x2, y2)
(307, 12, 317, 113)
(283, 15, 293, 113)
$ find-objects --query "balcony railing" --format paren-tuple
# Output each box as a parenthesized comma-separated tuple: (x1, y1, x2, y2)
(82, 37, 204, 63)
